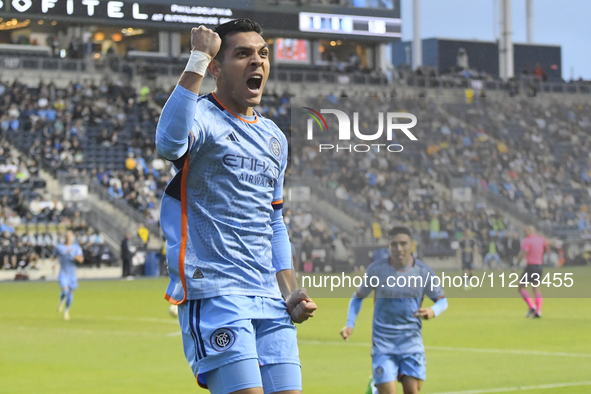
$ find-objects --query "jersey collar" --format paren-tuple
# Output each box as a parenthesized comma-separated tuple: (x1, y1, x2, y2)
(389, 256, 415, 272)
(207, 92, 258, 124)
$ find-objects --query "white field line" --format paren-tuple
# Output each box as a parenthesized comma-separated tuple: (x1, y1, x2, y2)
(297, 340, 591, 358)
(166, 331, 182, 337)
(12, 314, 180, 325)
(3, 325, 164, 338)
(103, 315, 179, 325)
(7, 317, 591, 360)
(425, 345, 591, 359)
(431, 381, 591, 394)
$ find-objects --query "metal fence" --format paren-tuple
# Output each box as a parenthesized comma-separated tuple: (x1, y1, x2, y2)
(291, 176, 375, 226)
(3, 54, 591, 94)
(57, 172, 161, 241)
(1, 56, 89, 73)
(399, 74, 591, 95)
(474, 185, 554, 236)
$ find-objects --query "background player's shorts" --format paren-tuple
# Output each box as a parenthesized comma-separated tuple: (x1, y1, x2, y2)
(520, 264, 543, 285)
(58, 273, 78, 290)
(372, 353, 426, 384)
(462, 259, 473, 270)
(178, 295, 300, 389)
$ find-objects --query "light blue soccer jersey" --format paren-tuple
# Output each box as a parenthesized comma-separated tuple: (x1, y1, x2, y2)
(54, 243, 82, 275)
(54, 243, 83, 288)
(156, 86, 290, 303)
(358, 257, 445, 355)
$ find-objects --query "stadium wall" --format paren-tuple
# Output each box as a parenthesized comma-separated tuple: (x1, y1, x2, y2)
(392, 38, 561, 80)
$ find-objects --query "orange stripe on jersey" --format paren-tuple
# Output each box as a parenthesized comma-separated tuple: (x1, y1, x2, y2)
(212, 92, 258, 124)
(272, 199, 283, 211)
(164, 155, 191, 305)
(396, 256, 415, 273)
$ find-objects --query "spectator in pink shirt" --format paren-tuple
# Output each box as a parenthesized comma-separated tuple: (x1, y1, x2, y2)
(516, 226, 549, 318)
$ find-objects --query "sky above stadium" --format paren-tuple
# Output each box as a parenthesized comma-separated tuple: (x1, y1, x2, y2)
(400, 0, 591, 81)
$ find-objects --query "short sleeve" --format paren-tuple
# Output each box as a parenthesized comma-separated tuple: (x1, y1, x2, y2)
(521, 238, 530, 251)
(357, 263, 378, 298)
(424, 266, 445, 301)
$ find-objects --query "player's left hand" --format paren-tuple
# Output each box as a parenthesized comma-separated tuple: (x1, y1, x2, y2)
(414, 308, 435, 320)
(286, 288, 317, 324)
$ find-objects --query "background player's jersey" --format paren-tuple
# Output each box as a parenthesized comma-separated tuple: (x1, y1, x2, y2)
(54, 243, 83, 277)
(358, 257, 445, 355)
(159, 89, 288, 302)
(521, 234, 547, 265)
(460, 239, 479, 263)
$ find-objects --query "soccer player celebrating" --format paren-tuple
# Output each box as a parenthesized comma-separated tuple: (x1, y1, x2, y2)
(52, 230, 84, 321)
(155, 19, 316, 394)
(516, 225, 548, 318)
(340, 226, 447, 394)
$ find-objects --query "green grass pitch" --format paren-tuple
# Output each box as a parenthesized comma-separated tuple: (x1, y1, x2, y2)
(1, 277, 591, 394)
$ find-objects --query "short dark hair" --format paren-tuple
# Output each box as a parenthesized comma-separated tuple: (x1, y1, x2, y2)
(213, 18, 263, 61)
(388, 226, 413, 239)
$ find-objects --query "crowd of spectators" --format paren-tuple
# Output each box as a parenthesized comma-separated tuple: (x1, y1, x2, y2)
(0, 77, 173, 220)
(439, 98, 591, 234)
(289, 92, 591, 245)
(284, 206, 354, 272)
(0, 111, 115, 271)
(3, 73, 591, 262)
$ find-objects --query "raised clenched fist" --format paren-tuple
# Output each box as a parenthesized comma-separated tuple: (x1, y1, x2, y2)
(191, 26, 221, 59)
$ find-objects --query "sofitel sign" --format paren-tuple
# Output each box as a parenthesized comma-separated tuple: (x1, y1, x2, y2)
(0, 0, 234, 25)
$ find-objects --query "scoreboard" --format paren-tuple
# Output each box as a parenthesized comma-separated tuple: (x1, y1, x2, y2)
(299, 12, 401, 38)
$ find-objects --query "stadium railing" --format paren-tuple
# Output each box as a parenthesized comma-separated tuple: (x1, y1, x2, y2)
(4, 54, 589, 94)
(0, 55, 88, 73)
(291, 175, 375, 227)
(474, 184, 555, 237)
(0, 44, 52, 57)
(57, 172, 161, 241)
(401, 74, 591, 95)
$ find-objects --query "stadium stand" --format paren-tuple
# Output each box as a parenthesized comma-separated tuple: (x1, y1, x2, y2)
(3, 63, 590, 271)
(0, 132, 116, 274)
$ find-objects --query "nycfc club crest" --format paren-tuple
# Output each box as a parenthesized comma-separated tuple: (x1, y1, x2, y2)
(269, 137, 282, 160)
(210, 328, 236, 352)
(375, 366, 384, 377)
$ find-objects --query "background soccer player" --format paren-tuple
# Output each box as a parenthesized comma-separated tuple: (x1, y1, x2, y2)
(155, 19, 316, 394)
(517, 225, 548, 318)
(340, 226, 448, 394)
(52, 230, 84, 321)
(458, 228, 478, 289)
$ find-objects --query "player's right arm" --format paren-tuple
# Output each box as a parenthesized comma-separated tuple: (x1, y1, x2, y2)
(50, 246, 59, 269)
(517, 238, 528, 264)
(178, 26, 220, 94)
(340, 291, 366, 341)
(155, 26, 220, 161)
(340, 273, 374, 341)
(74, 245, 84, 264)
